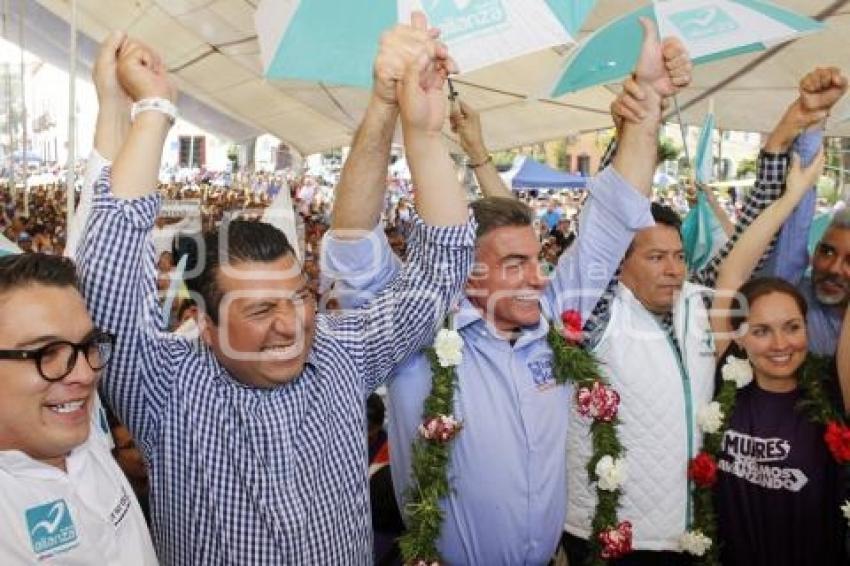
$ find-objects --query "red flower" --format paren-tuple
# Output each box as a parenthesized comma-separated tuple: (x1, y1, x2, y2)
(824, 421, 850, 463)
(577, 381, 620, 422)
(688, 452, 718, 487)
(599, 521, 633, 559)
(561, 309, 583, 344)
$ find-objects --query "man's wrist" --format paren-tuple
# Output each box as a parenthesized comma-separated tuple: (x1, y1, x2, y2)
(632, 83, 664, 121)
(466, 146, 489, 165)
(133, 111, 173, 136)
(765, 104, 804, 152)
(368, 93, 399, 116)
(97, 97, 131, 118)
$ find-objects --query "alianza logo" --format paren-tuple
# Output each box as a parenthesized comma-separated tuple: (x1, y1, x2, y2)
(25, 499, 78, 557)
(423, 0, 507, 42)
(668, 6, 739, 41)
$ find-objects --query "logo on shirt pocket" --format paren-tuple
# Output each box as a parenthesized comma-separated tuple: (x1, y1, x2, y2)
(25, 499, 78, 558)
(528, 355, 556, 391)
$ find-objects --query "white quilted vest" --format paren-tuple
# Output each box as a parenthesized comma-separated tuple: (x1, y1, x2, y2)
(565, 282, 716, 550)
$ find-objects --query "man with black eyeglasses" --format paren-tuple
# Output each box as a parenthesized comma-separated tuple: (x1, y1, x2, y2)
(0, 253, 157, 564)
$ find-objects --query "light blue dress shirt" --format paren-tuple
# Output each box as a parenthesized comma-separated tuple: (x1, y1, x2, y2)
(323, 166, 653, 565)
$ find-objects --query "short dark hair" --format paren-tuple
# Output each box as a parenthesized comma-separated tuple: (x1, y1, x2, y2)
(730, 276, 808, 332)
(366, 393, 385, 428)
(651, 202, 682, 231)
(185, 219, 296, 324)
(470, 197, 534, 240)
(625, 202, 683, 258)
(0, 253, 78, 295)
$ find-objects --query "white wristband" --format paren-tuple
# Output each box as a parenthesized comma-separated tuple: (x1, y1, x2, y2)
(131, 97, 177, 125)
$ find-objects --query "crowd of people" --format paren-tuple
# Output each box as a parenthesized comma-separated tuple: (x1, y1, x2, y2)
(1, 11, 850, 566)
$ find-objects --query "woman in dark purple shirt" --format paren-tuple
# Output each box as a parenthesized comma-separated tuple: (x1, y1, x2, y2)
(707, 152, 850, 565)
(715, 277, 848, 566)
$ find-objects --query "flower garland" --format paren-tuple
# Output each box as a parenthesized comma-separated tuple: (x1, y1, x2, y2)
(547, 310, 631, 564)
(399, 328, 464, 565)
(686, 354, 850, 564)
(402, 310, 629, 565)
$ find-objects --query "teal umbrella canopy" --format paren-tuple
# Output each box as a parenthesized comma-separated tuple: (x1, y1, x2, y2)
(256, 0, 595, 88)
(552, 0, 823, 97)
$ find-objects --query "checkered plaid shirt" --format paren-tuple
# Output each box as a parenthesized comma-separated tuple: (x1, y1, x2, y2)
(584, 139, 789, 345)
(75, 172, 475, 565)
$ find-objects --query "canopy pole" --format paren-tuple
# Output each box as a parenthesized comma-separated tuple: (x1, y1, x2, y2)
(18, 0, 26, 217)
(3, 0, 13, 201)
(672, 95, 691, 170)
(65, 0, 76, 232)
(651, 0, 690, 191)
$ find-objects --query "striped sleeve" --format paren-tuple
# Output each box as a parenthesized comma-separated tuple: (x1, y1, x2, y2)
(75, 169, 180, 447)
(325, 216, 477, 392)
(694, 150, 789, 288)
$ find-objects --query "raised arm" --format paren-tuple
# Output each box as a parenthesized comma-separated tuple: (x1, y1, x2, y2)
(66, 32, 131, 258)
(710, 151, 825, 356)
(695, 67, 846, 287)
(612, 18, 691, 196)
(450, 98, 512, 198)
(568, 20, 691, 330)
(76, 37, 179, 445)
(111, 41, 175, 199)
(331, 15, 454, 234)
(398, 20, 466, 226)
(332, 18, 475, 389)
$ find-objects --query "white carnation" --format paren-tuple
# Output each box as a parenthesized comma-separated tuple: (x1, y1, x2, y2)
(679, 531, 712, 556)
(595, 455, 627, 492)
(721, 357, 753, 388)
(434, 328, 463, 367)
(697, 402, 724, 434)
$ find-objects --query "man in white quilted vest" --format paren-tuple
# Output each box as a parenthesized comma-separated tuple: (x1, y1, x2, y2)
(563, 199, 714, 565)
(562, 70, 842, 564)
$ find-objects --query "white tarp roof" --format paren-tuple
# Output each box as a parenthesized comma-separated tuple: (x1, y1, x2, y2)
(30, 0, 850, 155)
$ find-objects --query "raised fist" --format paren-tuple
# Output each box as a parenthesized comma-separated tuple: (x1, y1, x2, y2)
(116, 38, 176, 103)
(799, 66, 848, 114)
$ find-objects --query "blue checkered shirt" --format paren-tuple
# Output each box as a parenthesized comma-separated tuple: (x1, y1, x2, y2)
(75, 172, 476, 565)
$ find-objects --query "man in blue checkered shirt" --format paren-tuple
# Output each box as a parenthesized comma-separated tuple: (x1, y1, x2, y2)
(75, 17, 476, 564)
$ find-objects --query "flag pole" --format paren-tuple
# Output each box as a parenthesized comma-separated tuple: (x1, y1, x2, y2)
(653, 0, 690, 192)
(65, 0, 77, 233)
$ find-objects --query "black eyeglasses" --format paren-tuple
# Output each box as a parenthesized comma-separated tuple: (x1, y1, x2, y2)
(0, 330, 116, 382)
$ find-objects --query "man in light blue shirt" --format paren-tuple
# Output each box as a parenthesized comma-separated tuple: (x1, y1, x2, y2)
(323, 22, 693, 564)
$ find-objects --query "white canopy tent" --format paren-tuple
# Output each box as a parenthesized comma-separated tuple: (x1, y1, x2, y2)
(28, 0, 850, 155)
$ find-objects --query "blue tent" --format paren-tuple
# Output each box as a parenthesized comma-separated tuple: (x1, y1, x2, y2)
(11, 150, 43, 163)
(505, 156, 588, 190)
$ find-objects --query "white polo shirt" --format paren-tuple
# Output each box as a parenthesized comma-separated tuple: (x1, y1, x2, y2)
(0, 399, 157, 564)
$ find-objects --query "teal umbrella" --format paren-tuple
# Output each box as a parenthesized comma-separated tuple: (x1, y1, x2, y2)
(553, 0, 823, 97)
(256, 0, 596, 88)
(682, 108, 727, 271)
(693, 108, 715, 185)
